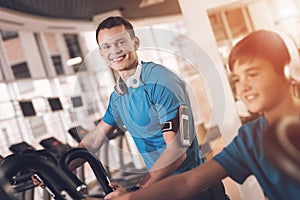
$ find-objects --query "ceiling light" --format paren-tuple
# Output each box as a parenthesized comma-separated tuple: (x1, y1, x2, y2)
(67, 57, 82, 66)
(139, 0, 165, 8)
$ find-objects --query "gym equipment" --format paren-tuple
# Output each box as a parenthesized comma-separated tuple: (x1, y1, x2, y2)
(59, 148, 113, 198)
(68, 124, 145, 192)
(8, 141, 60, 200)
(9, 141, 35, 154)
(8, 141, 37, 200)
(68, 126, 89, 143)
(0, 152, 17, 200)
(0, 154, 83, 200)
(40, 137, 72, 159)
(0, 177, 17, 200)
(9, 141, 58, 169)
(40, 136, 87, 193)
(262, 117, 300, 184)
(68, 124, 126, 176)
(69, 123, 125, 141)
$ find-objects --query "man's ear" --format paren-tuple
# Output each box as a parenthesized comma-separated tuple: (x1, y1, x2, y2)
(98, 47, 103, 56)
(134, 37, 140, 50)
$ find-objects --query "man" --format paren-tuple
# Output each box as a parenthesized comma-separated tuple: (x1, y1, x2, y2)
(72, 16, 227, 199)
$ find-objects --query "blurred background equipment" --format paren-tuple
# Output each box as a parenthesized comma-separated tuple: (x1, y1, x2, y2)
(262, 117, 300, 184)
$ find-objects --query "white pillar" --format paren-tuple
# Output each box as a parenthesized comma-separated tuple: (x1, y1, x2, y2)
(177, 0, 265, 200)
(267, 0, 300, 46)
(268, 0, 299, 22)
(247, 0, 274, 30)
(19, 31, 46, 78)
(177, 0, 241, 146)
(0, 36, 14, 80)
(38, 33, 57, 77)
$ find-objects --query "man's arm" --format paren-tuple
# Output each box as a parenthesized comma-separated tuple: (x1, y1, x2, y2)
(68, 120, 115, 171)
(138, 130, 187, 187)
(33, 120, 115, 187)
(114, 159, 228, 200)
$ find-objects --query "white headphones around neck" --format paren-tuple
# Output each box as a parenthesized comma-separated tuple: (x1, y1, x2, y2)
(114, 64, 142, 96)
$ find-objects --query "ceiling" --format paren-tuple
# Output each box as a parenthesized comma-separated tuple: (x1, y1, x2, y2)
(0, 0, 181, 21)
(0, 0, 182, 32)
(0, 0, 252, 33)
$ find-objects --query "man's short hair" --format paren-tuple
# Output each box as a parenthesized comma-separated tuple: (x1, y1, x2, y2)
(96, 16, 135, 44)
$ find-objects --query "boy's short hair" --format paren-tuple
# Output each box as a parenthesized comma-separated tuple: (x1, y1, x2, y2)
(228, 30, 291, 75)
(95, 16, 135, 44)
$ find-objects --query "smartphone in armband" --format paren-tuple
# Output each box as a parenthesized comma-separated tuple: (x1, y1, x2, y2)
(179, 104, 190, 146)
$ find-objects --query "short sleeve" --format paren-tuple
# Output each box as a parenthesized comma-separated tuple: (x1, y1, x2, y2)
(144, 64, 187, 124)
(213, 128, 252, 184)
(102, 95, 117, 127)
(151, 84, 181, 124)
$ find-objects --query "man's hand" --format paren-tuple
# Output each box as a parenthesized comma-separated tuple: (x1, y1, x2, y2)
(104, 182, 127, 199)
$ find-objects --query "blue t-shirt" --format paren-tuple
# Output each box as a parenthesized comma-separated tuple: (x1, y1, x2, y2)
(214, 116, 300, 200)
(103, 61, 202, 173)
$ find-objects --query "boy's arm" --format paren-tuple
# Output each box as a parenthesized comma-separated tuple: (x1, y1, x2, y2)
(114, 159, 227, 200)
(104, 130, 186, 199)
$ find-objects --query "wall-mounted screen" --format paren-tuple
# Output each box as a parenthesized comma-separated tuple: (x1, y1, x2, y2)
(19, 100, 36, 116)
(71, 96, 83, 108)
(47, 97, 63, 111)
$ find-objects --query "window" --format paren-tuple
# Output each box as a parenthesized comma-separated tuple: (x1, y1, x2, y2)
(64, 34, 85, 72)
(208, 6, 253, 64)
(11, 62, 31, 79)
(0, 29, 18, 41)
(63, 34, 83, 58)
(208, 6, 253, 44)
(209, 13, 228, 42)
(225, 8, 249, 38)
(51, 55, 65, 75)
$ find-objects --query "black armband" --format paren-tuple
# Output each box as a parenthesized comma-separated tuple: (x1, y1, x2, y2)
(161, 112, 179, 133)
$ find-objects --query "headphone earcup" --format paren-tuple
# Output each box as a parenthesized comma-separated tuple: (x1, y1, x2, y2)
(127, 75, 140, 88)
(114, 64, 142, 95)
(287, 61, 300, 82)
(126, 64, 142, 88)
(273, 29, 300, 82)
(114, 80, 128, 96)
